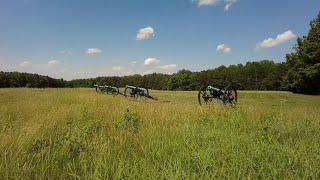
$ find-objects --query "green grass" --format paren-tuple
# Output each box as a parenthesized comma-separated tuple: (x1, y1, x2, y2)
(0, 88, 320, 179)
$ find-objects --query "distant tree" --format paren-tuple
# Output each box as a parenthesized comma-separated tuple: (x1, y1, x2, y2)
(142, 73, 171, 90)
(168, 70, 198, 90)
(284, 12, 320, 94)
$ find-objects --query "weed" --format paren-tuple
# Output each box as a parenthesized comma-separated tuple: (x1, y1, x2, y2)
(116, 108, 141, 134)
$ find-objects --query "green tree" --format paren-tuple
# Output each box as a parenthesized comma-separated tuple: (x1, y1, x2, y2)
(168, 70, 198, 90)
(284, 12, 320, 94)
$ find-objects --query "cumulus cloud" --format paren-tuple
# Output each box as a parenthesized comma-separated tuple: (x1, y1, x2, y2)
(194, 0, 237, 11)
(144, 58, 160, 66)
(86, 48, 102, 56)
(159, 64, 177, 70)
(20, 61, 31, 67)
(256, 30, 296, 49)
(216, 44, 231, 53)
(136, 26, 155, 40)
(48, 60, 60, 67)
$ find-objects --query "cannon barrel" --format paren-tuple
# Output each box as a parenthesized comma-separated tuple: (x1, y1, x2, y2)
(125, 85, 146, 91)
(102, 85, 118, 89)
(94, 84, 118, 89)
(94, 84, 119, 94)
(207, 86, 221, 92)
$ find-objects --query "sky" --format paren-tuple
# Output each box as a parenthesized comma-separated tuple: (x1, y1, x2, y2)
(0, 0, 319, 80)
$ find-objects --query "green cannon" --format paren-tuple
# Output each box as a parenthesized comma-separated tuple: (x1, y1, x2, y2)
(124, 85, 157, 100)
(94, 85, 120, 95)
(198, 84, 237, 105)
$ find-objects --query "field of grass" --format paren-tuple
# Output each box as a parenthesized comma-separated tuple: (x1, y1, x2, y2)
(0, 88, 320, 179)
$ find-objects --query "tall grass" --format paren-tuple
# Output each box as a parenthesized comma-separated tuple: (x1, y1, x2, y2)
(0, 88, 319, 179)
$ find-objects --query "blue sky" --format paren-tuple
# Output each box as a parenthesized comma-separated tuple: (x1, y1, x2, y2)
(0, 0, 319, 80)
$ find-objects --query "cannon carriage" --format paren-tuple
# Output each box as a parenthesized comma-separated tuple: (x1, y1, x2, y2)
(198, 84, 237, 105)
(93, 84, 158, 100)
(124, 85, 157, 100)
(94, 85, 120, 95)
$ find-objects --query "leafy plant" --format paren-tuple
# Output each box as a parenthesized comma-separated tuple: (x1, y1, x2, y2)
(116, 108, 141, 133)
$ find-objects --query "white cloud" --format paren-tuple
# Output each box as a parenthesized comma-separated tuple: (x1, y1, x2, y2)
(130, 61, 137, 66)
(19, 61, 31, 67)
(112, 66, 125, 72)
(142, 69, 156, 75)
(196, 0, 219, 6)
(144, 58, 160, 66)
(224, 0, 236, 11)
(194, 0, 237, 11)
(216, 44, 231, 53)
(159, 64, 177, 70)
(141, 63, 178, 75)
(136, 26, 155, 40)
(111, 66, 133, 76)
(256, 30, 296, 49)
(60, 50, 73, 55)
(48, 60, 60, 67)
(86, 48, 102, 56)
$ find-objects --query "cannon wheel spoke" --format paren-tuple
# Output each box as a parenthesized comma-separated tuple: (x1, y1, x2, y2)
(124, 87, 133, 97)
(145, 88, 149, 97)
(198, 87, 211, 106)
(224, 87, 237, 105)
(111, 87, 119, 96)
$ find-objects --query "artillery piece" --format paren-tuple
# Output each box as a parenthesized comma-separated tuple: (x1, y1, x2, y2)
(124, 85, 157, 100)
(198, 84, 237, 105)
(94, 85, 120, 95)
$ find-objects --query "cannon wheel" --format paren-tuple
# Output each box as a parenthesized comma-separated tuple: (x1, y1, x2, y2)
(111, 87, 120, 96)
(224, 87, 237, 105)
(198, 86, 212, 106)
(95, 86, 99, 93)
(98, 87, 104, 94)
(124, 87, 133, 97)
(106, 88, 111, 95)
(103, 87, 119, 96)
(144, 88, 149, 97)
(99, 87, 105, 94)
(135, 88, 149, 99)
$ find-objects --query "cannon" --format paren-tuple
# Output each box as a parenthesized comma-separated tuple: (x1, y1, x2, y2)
(94, 85, 120, 95)
(198, 84, 237, 105)
(124, 85, 157, 100)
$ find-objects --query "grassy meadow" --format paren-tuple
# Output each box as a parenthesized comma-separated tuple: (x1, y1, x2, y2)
(0, 88, 320, 179)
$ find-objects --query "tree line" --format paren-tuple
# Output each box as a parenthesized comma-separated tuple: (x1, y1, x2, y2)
(0, 60, 290, 91)
(66, 60, 287, 91)
(1, 12, 319, 94)
(0, 71, 65, 88)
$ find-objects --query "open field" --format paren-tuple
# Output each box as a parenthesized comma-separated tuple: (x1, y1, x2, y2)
(0, 88, 320, 179)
